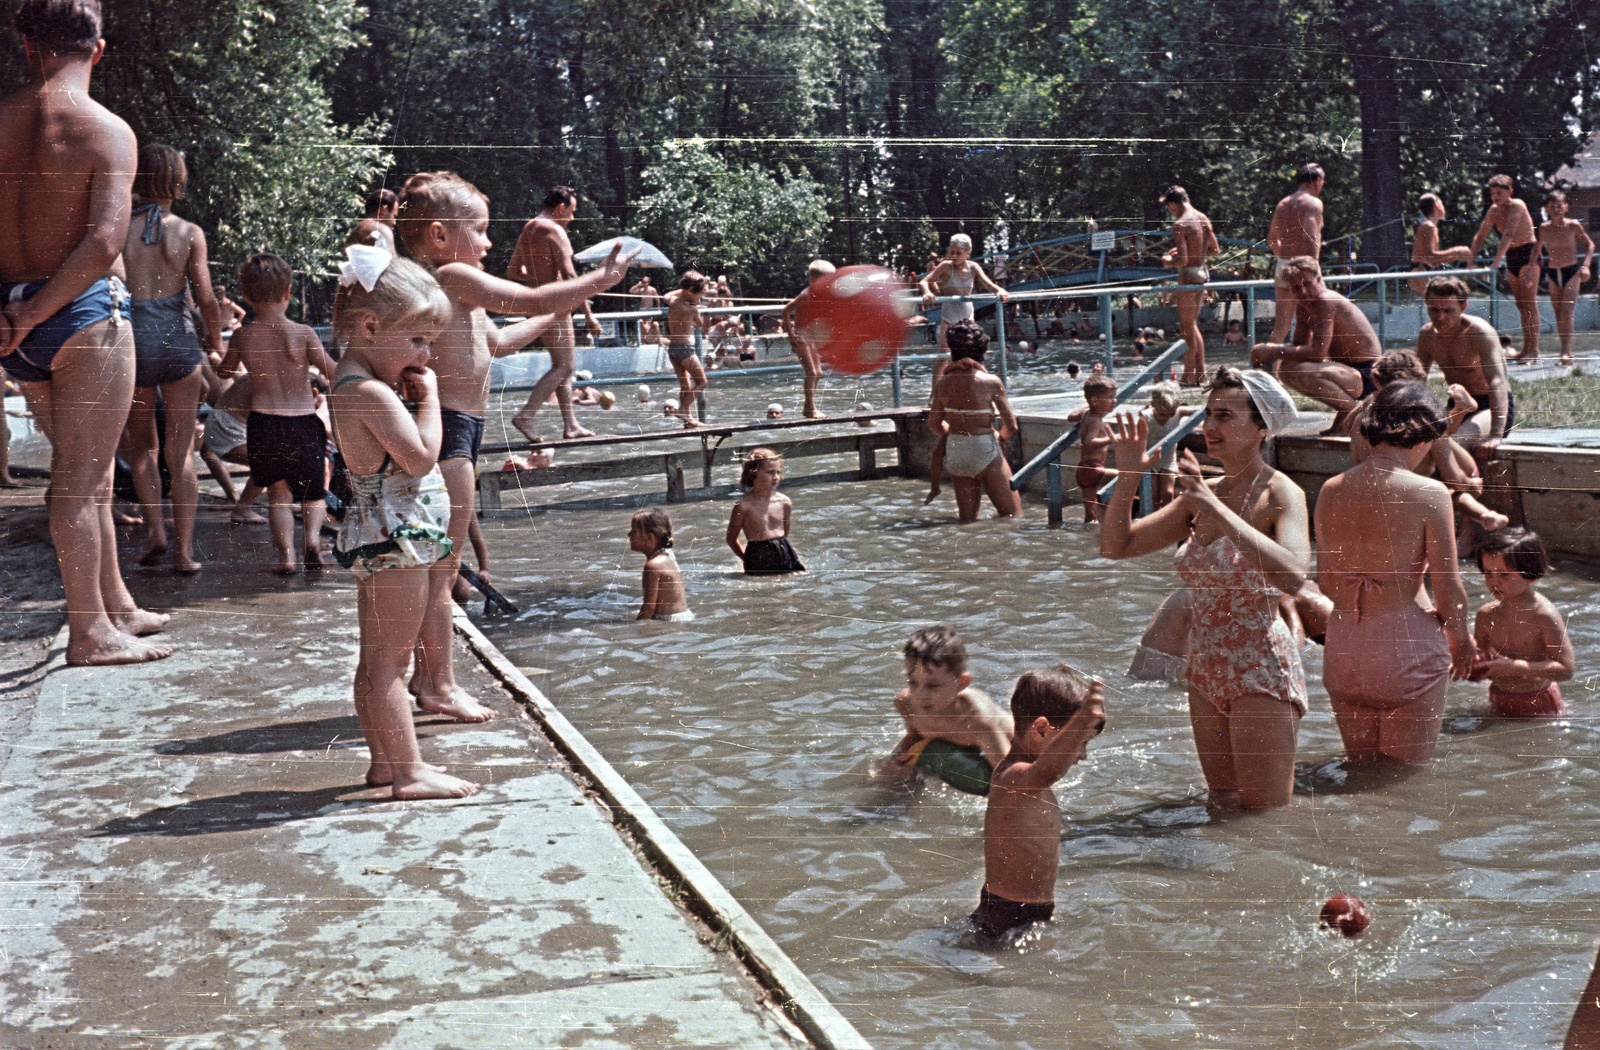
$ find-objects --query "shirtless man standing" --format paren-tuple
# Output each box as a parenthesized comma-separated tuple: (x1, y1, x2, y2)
(1416, 276, 1512, 455)
(631, 273, 661, 342)
(0, 0, 172, 664)
(1470, 174, 1541, 363)
(507, 186, 602, 440)
(1267, 164, 1326, 344)
(1409, 192, 1473, 295)
(1160, 186, 1219, 385)
(1250, 256, 1380, 433)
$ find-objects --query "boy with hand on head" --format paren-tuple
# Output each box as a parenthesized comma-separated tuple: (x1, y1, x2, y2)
(218, 253, 337, 575)
(663, 271, 709, 428)
(395, 170, 633, 722)
(878, 625, 1014, 794)
(972, 663, 1106, 944)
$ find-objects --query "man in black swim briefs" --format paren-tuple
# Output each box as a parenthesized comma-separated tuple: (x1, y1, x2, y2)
(0, 0, 174, 666)
(1249, 256, 1381, 434)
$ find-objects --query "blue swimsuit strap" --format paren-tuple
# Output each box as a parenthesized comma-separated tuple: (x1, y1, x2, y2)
(133, 203, 164, 246)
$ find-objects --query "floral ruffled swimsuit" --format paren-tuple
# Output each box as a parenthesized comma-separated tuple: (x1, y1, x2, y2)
(331, 375, 454, 580)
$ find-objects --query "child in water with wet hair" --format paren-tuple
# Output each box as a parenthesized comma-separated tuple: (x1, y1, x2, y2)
(630, 508, 692, 621)
(973, 663, 1106, 944)
(727, 447, 805, 574)
(877, 625, 1014, 794)
(1472, 527, 1575, 717)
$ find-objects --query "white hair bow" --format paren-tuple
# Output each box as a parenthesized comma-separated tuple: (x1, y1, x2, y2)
(339, 243, 393, 292)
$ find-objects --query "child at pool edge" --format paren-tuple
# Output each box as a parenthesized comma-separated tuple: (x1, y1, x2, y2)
(631, 507, 692, 621)
(1075, 375, 1118, 523)
(1471, 527, 1575, 717)
(327, 246, 478, 799)
(973, 663, 1106, 943)
(876, 625, 1013, 789)
(726, 447, 805, 574)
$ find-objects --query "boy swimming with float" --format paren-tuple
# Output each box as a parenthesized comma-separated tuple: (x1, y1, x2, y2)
(876, 625, 1013, 795)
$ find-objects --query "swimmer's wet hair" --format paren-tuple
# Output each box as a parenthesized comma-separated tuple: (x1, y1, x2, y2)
(680, 270, 706, 293)
(631, 508, 673, 551)
(1161, 185, 1189, 205)
(948, 233, 973, 252)
(15, 0, 100, 53)
(1149, 381, 1181, 414)
(1425, 275, 1471, 301)
(1372, 350, 1426, 387)
(807, 259, 836, 280)
(396, 171, 487, 254)
(903, 625, 967, 678)
(238, 253, 293, 304)
(740, 447, 783, 488)
(1082, 375, 1117, 400)
(1476, 526, 1549, 580)
(1296, 163, 1325, 185)
(331, 255, 452, 351)
(1206, 366, 1266, 429)
(946, 319, 989, 361)
(1358, 380, 1447, 449)
(1011, 663, 1095, 727)
(133, 144, 187, 202)
(1275, 255, 1321, 282)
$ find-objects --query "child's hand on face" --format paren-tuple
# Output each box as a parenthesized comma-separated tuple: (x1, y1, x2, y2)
(399, 366, 437, 404)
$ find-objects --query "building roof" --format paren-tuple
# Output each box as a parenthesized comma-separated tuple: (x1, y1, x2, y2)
(1554, 138, 1600, 188)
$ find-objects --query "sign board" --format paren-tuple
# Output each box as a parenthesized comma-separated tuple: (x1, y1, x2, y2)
(1090, 230, 1116, 252)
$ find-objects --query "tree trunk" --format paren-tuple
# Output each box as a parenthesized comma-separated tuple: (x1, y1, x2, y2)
(1339, 4, 1406, 269)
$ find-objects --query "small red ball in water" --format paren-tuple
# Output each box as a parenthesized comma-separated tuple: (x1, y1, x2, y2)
(1320, 894, 1372, 936)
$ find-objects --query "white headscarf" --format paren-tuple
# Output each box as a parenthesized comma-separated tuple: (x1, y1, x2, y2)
(1238, 369, 1300, 436)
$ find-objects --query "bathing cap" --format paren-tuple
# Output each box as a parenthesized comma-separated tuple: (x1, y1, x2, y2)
(598, 390, 616, 408)
(636, 384, 651, 402)
(1239, 369, 1299, 436)
(575, 370, 594, 382)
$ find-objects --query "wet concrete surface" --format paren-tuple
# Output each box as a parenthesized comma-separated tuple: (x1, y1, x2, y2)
(0, 515, 813, 1048)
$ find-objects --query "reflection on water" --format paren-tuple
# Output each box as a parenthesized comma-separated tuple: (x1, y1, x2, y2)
(477, 356, 1599, 1049)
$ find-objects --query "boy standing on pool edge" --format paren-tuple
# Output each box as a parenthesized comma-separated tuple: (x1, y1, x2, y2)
(973, 663, 1106, 944)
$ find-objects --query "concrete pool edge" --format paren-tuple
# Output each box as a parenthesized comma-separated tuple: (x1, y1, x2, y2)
(452, 608, 876, 1050)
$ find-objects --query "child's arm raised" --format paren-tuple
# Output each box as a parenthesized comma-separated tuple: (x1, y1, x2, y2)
(725, 503, 747, 561)
(487, 314, 557, 358)
(436, 244, 635, 318)
(996, 683, 1106, 793)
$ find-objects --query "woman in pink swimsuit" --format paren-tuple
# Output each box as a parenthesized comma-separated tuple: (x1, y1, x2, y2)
(1315, 381, 1473, 765)
(1102, 367, 1311, 810)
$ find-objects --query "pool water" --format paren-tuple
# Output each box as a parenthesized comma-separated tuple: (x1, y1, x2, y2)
(475, 454, 1600, 1049)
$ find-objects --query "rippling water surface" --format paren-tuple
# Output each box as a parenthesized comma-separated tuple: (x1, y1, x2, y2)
(473, 351, 1600, 1049)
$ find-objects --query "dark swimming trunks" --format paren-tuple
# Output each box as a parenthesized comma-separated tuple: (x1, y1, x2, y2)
(1351, 358, 1378, 398)
(439, 408, 486, 463)
(743, 537, 805, 575)
(0, 276, 130, 383)
(131, 293, 204, 388)
(667, 342, 698, 366)
(1503, 243, 1537, 274)
(1446, 389, 1516, 434)
(1075, 458, 1111, 493)
(1542, 263, 1583, 288)
(971, 886, 1055, 940)
(247, 412, 327, 501)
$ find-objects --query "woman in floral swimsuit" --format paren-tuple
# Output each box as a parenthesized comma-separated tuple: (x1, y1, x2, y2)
(1100, 367, 1311, 809)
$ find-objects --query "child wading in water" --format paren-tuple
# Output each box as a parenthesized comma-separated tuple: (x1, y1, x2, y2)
(877, 625, 1013, 794)
(1472, 527, 1575, 717)
(726, 447, 804, 575)
(973, 663, 1106, 944)
(327, 243, 479, 800)
(631, 508, 692, 621)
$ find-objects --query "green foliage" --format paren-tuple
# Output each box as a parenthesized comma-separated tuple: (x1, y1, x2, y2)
(634, 139, 828, 292)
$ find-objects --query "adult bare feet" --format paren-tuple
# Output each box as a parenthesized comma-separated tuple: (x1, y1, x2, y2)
(804, 409, 825, 420)
(511, 414, 543, 444)
(1480, 509, 1511, 531)
(923, 483, 942, 506)
(563, 425, 596, 440)
(414, 683, 497, 722)
(66, 625, 175, 666)
(680, 415, 706, 429)
(391, 767, 481, 800)
(1561, 354, 1574, 366)
(113, 608, 170, 636)
(229, 509, 266, 525)
(273, 558, 297, 575)
(304, 546, 324, 570)
(172, 555, 202, 576)
(137, 542, 168, 566)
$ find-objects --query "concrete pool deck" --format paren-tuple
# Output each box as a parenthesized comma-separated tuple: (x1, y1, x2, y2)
(0, 512, 868, 1048)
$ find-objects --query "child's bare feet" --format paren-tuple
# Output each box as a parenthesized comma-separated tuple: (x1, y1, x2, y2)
(563, 425, 596, 440)
(680, 415, 706, 429)
(137, 542, 168, 566)
(273, 557, 298, 575)
(923, 483, 942, 505)
(1561, 353, 1574, 365)
(172, 555, 202, 576)
(414, 684, 497, 723)
(391, 767, 481, 800)
(303, 546, 324, 570)
(229, 509, 266, 525)
(112, 608, 170, 636)
(366, 760, 449, 787)
(67, 624, 175, 666)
